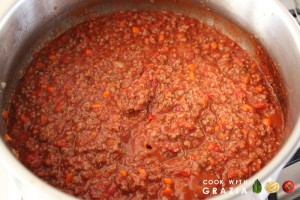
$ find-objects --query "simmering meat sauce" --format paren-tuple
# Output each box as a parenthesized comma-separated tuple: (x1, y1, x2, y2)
(4, 11, 285, 199)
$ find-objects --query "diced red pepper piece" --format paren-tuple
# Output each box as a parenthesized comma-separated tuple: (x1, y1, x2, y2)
(253, 102, 268, 109)
(46, 86, 55, 93)
(55, 139, 71, 148)
(148, 114, 156, 121)
(2, 110, 8, 120)
(65, 172, 74, 185)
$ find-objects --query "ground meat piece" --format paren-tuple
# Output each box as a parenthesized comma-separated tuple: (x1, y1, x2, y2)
(115, 69, 157, 113)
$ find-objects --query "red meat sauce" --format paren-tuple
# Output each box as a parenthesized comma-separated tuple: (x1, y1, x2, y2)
(4, 11, 285, 199)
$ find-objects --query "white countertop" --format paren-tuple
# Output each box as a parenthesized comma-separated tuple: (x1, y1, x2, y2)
(0, 164, 21, 200)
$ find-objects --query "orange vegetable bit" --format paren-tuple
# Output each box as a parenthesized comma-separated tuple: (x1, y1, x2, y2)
(91, 103, 101, 109)
(158, 34, 165, 41)
(214, 125, 221, 133)
(137, 168, 147, 175)
(187, 64, 196, 71)
(262, 117, 272, 126)
(2, 110, 8, 120)
(242, 75, 250, 84)
(48, 54, 57, 61)
(254, 160, 261, 171)
(46, 86, 55, 93)
(163, 178, 174, 185)
(209, 158, 216, 167)
(219, 117, 228, 126)
(241, 104, 254, 113)
(65, 172, 74, 185)
(210, 42, 218, 50)
(4, 134, 12, 142)
(91, 131, 97, 138)
(84, 48, 93, 55)
(144, 37, 150, 45)
(119, 170, 128, 177)
(189, 71, 195, 80)
(161, 186, 173, 196)
(255, 85, 263, 93)
(250, 62, 258, 70)
(132, 26, 140, 33)
(102, 90, 110, 98)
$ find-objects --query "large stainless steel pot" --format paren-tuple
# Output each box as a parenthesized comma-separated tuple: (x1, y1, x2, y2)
(1, 0, 300, 199)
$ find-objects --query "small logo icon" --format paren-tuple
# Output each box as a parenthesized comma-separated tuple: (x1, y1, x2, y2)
(282, 180, 295, 193)
(252, 179, 262, 194)
(264, 179, 280, 194)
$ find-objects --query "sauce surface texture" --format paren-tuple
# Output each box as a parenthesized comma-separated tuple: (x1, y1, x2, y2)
(5, 11, 285, 199)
